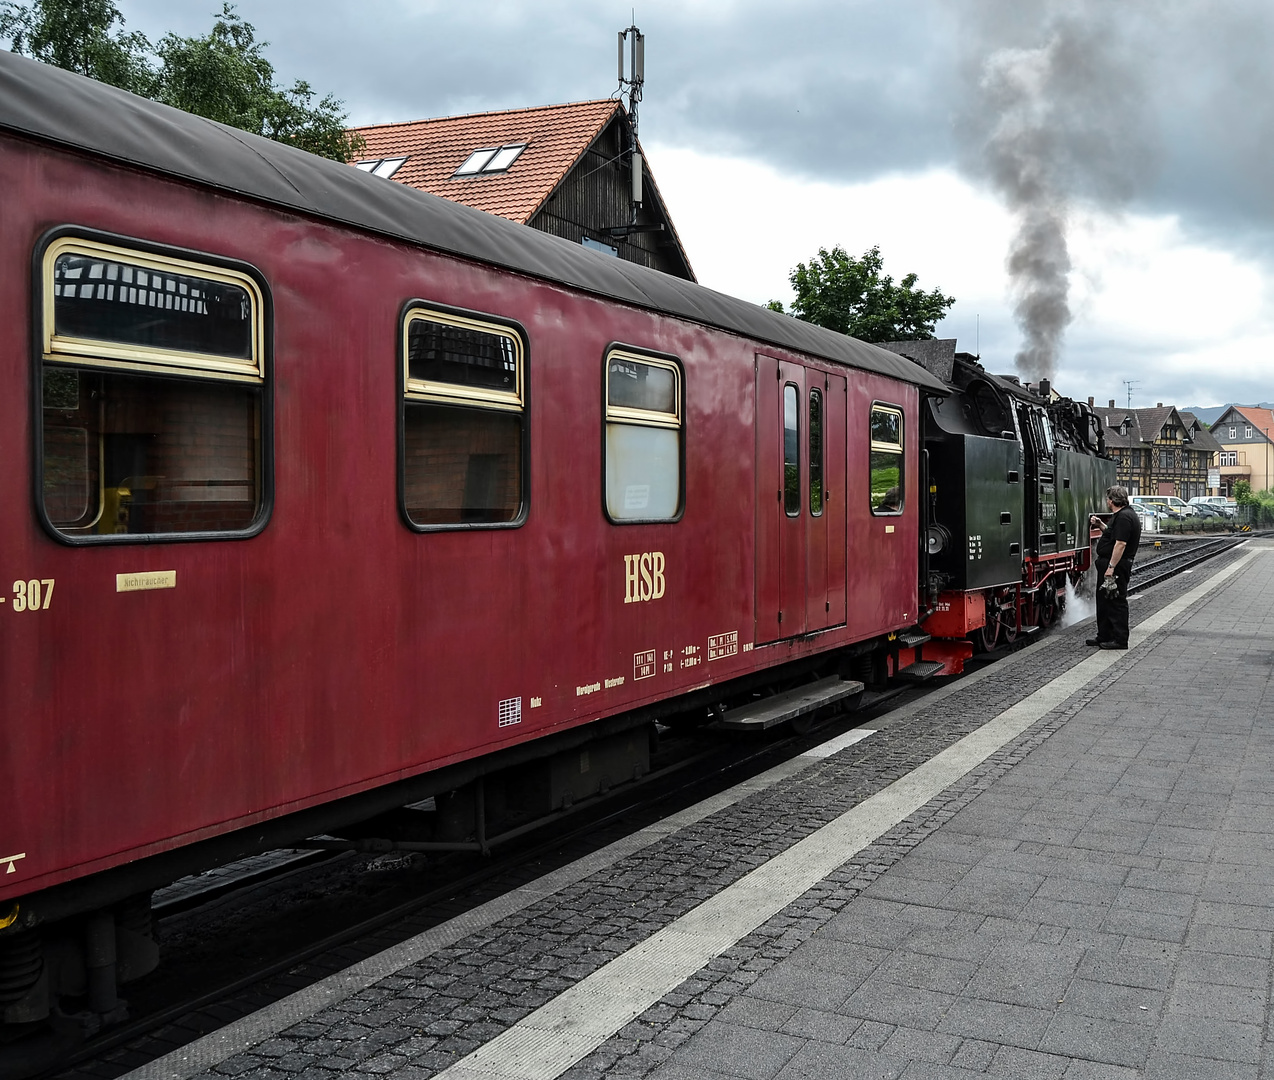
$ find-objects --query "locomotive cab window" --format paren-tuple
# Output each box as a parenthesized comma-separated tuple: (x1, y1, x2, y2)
(39, 236, 267, 541)
(869, 404, 904, 515)
(401, 308, 526, 528)
(605, 349, 682, 522)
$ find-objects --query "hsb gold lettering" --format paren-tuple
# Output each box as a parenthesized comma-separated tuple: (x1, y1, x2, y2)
(623, 552, 666, 603)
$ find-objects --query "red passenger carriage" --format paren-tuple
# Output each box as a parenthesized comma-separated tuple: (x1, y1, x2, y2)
(0, 52, 954, 1039)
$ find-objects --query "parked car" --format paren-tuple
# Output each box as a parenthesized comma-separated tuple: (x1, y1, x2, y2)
(1189, 496, 1237, 517)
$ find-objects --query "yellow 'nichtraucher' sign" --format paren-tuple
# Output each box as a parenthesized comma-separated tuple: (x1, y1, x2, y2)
(116, 570, 177, 593)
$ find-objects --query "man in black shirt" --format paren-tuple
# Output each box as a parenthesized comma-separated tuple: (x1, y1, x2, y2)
(1087, 485, 1141, 649)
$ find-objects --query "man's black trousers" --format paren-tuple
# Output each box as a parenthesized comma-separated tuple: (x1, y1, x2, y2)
(1095, 559, 1132, 647)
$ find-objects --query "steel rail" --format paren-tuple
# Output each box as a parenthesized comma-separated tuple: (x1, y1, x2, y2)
(1131, 537, 1249, 591)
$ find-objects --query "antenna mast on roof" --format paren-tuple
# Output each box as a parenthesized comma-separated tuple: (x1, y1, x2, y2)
(618, 22, 645, 220)
(1123, 379, 1140, 410)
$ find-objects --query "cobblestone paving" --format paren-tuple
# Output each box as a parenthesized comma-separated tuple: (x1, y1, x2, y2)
(187, 546, 1259, 1080)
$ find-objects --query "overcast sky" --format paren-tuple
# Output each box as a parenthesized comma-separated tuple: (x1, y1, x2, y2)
(108, 0, 1274, 411)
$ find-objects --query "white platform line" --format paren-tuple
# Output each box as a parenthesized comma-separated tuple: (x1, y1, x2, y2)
(433, 550, 1260, 1080)
(799, 726, 875, 759)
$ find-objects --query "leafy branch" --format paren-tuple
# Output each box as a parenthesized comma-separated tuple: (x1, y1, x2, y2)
(0, 0, 364, 162)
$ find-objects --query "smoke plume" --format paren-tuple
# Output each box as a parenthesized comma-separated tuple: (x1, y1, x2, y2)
(960, 5, 1153, 381)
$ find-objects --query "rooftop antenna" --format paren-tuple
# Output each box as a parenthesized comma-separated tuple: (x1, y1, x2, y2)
(975, 314, 979, 359)
(1123, 379, 1140, 410)
(618, 21, 645, 220)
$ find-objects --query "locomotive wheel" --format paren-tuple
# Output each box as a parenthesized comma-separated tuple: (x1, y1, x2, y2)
(1038, 588, 1059, 628)
(974, 592, 1000, 652)
(997, 588, 1019, 644)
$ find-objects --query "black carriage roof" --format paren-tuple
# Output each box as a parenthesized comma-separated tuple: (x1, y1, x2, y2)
(0, 51, 947, 392)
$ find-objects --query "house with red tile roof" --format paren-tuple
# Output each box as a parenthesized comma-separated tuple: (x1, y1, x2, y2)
(1212, 405, 1274, 495)
(348, 100, 695, 281)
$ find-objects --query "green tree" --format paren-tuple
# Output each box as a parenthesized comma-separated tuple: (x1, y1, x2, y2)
(0, 1, 362, 162)
(769, 245, 956, 343)
(152, 5, 362, 162)
(1233, 479, 1254, 504)
(0, 0, 152, 91)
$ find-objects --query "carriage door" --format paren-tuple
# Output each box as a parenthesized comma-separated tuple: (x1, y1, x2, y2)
(811, 371, 847, 632)
(755, 357, 847, 644)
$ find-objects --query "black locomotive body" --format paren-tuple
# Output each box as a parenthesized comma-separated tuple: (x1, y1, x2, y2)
(894, 345, 1116, 659)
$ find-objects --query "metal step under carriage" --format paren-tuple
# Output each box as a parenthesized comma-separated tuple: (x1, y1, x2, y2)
(713, 676, 866, 732)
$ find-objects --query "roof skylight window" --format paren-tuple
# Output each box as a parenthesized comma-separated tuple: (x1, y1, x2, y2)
(354, 157, 408, 179)
(486, 144, 524, 171)
(454, 143, 526, 177)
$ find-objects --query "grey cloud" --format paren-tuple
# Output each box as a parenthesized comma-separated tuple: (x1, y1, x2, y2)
(645, 2, 958, 181)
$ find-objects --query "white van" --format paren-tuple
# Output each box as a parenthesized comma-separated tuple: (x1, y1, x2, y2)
(1131, 495, 1196, 517)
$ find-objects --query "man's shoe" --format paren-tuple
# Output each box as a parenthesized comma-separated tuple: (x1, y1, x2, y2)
(1098, 641, 1127, 650)
(1085, 638, 1101, 646)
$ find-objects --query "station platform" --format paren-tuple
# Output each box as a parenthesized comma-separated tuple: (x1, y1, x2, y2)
(126, 540, 1274, 1080)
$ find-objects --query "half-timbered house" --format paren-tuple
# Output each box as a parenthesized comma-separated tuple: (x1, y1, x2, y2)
(1098, 402, 1217, 499)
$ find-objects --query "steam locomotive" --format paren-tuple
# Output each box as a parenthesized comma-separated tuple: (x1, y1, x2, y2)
(909, 343, 1112, 665)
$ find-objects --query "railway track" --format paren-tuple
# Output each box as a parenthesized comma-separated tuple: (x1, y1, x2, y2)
(29, 534, 1249, 1080)
(1130, 534, 1251, 590)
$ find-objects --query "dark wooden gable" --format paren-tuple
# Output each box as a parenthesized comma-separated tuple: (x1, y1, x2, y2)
(530, 113, 695, 281)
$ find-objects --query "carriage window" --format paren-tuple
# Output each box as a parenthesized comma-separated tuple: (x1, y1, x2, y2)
(783, 384, 800, 517)
(605, 350, 682, 522)
(402, 309, 525, 527)
(809, 388, 824, 516)
(39, 238, 265, 540)
(870, 404, 904, 515)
